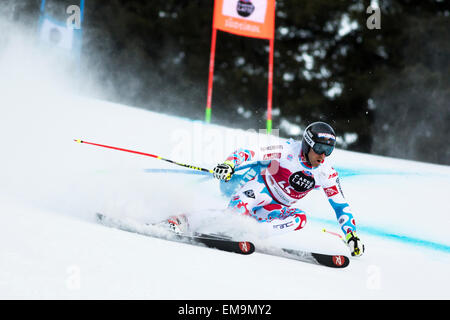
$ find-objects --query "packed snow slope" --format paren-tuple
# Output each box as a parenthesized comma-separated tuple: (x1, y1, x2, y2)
(1, 87, 449, 299)
(0, 31, 449, 299)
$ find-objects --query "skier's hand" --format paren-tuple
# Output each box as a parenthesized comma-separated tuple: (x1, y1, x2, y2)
(345, 231, 365, 257)
(213, 161, 235, 182)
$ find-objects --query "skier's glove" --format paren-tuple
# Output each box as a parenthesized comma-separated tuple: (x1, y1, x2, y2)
(213, 161, 235, 182)
(345, 231, 365, 257)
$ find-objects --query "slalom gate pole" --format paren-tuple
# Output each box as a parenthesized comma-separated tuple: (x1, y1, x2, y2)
(74, 139, 213, 174)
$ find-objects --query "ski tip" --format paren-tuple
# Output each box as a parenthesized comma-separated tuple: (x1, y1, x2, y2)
(312, 253, 350, 268)
(74, 139, 83, 143)
(238, 241, 255, 255)
(332, 255, 350, 268)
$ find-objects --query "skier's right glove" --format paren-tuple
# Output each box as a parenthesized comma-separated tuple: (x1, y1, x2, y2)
(212, 161, 235, 182)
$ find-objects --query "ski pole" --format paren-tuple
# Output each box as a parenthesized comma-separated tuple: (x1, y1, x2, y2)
(322, 228, 346, 245)
(74, 139, 213, 174)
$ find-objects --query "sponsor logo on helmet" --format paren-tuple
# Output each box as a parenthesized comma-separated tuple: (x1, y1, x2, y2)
(304, 130, 315, 147)
(317, 132, 336, 141)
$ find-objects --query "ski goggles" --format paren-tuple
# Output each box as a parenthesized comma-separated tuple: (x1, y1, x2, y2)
(312, 142, 334, 156)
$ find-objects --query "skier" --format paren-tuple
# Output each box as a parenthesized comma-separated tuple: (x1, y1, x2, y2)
(168, 122, 364, 257)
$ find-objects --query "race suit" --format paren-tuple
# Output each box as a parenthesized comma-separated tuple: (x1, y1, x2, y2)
(222, 139, 357, 236)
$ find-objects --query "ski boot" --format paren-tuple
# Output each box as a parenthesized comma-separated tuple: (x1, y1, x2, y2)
(162, 214, 190, 235)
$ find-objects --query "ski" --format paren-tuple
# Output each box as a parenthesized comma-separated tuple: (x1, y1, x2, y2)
(257, 246, 350, 268)
(95, 213, 255, 255)
(95, 213, 348, 267)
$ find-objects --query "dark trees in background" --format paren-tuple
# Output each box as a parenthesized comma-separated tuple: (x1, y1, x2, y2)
(6, 0, 450, 164)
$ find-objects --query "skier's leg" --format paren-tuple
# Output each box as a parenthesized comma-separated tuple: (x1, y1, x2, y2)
(227, 174, 307, 235)
(156, 214, 190, 234)
(159, 172, 265, 234)
(227, 175, 273, 217)
(254, 205, 307, 236)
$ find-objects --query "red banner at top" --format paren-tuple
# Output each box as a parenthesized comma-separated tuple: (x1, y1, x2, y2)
(213, 0, 276, 39)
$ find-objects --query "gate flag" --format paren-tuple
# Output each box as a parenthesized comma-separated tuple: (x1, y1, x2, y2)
(39, 17, 75, 50)
(214, 0, 275, 39)
(38, 0, 84, 60)
(206, 0, 276, 133)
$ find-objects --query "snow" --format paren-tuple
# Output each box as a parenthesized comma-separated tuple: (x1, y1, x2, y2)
(1, 27, 449, 300)
(1, 89, 449, 300)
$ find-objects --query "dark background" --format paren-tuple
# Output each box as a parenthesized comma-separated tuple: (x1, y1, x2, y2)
(5, 0, 450, 165)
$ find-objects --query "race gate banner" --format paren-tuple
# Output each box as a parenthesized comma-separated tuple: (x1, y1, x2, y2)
(213, 0, 276, 39)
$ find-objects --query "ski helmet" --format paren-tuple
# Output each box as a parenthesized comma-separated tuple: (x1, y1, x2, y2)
(301, 122, 336, 158)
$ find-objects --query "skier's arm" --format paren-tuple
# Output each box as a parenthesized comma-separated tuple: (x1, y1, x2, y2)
(224, 148, 257, 168)
(224, 141, 286, 168)
(322, 172, 357, 235)
(213, 142, 285, 181)
(321, 168, 364, 256)
(212, 148, 257, 182)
